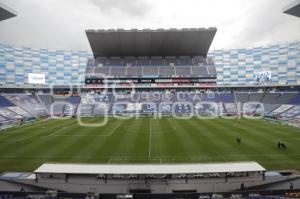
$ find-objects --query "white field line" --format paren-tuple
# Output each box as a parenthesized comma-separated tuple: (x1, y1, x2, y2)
(0, 132, 47, 142)
(148, 118, 152, 157)
(46, 122, 78, 136)
(106, 120, 122, 136)
(47, 121, 122, 137)
(0, 119, 55, 142)
(46, 127, 69, 136)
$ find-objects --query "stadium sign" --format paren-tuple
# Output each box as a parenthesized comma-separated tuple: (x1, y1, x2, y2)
(28, 73, 46, 84)
(255, 71, 272, 83)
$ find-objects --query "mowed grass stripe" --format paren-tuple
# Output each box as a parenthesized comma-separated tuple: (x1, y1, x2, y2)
(233, 120, 300, 169)
(0, 119, 63, 141)
(230, 120, 294, 155)
(0, 119, 124, 170)
(0, 117, 300, 172)
(159, 118, 190, 157)
(150, 118, 166, 158)
(0, 120, 79, 170)
(188, 119, 226, 156)
(187, 119, 237, 156)
(106, 118, 148, 158)
(169, 119, 207, 157)
(92, 119, 139, 157)
(9, 133, 83, 169)
(65, 120, 123, 161)
(214, 119, 276, 155)
(0, 120, 74, 156)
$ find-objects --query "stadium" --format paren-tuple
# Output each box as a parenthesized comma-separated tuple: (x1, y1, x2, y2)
(0, 0, 300, 198)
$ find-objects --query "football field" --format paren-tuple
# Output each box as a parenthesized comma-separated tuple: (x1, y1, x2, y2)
(0, 117, 299, 172)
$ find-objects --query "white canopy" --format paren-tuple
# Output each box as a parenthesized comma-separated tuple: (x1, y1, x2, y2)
(35, 161, 265, 175)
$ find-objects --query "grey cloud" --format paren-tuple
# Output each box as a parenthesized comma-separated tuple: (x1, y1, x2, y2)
(0, 0, 299, 51)
(223, 0, 300, 48)
(89, 0, 152, 17)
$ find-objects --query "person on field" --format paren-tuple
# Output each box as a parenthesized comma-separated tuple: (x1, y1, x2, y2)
(277, 141, 281, 149)
(282, 143, 287, 149)
(236, 137, 241, 144)
(277, 141, 287, 149)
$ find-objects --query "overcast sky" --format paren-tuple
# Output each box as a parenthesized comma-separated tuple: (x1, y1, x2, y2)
(0, 0, 300, 51)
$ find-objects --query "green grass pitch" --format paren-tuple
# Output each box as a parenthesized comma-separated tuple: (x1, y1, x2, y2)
(0, 117, 299, 172)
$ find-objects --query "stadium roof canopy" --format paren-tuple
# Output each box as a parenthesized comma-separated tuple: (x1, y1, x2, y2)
(86, 28, 217, 58)
(283, 0, 300, 17)
(0, 2, 17, 21)
(35, 162, 265, 175)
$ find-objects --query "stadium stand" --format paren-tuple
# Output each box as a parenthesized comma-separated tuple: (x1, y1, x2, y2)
(127, 66, 143, 77)
(235, 93, 249, 103)
(86, 63, 215, 79)
(8, 90, 295, 120)
(179, 56, 193, 66)
(269, 105, 294, 116)
(220, 93, 235, 103)
(289, 93, 300, 104)
(110, 67, 126, 78)
(0, 96, 14, 107)
(248, 92, 264, 102)
(83, 29, 217, 83)
(95, 67, 110, 77)
(262, 93, 281, 104)
(0, 115, 8, 124)
(0, 90, 300, 121)
(262, 104, 280, 116)
(0, 95, 32, 123)
(137, 57, 150, 66)
(0, 189, 299, 199)
(7, 106, 32, 119)
(1, 41, 299, 86)
(3, 94, 47, 117)
(159, 66, 175, 77)
(151, 56, 165, 66)
(211, 41, 300, 85)
(37, 94, 53, 111)
(192, 66, 208, 77)
(0, 107, 22, 120)
(165, 56, 178, 66)
(276, 92, 298, 104)
(143, 66, 159, 77)
(242, 103, 259, 115)
(66, 96, 81, 104)
(175, 66, 192, 77)
(223, 103, 238, 114)
(202, 92, 220, 102)
(108, 57, 123, 66)
(50, 97, 67, 116)
(207, 65, 216, 77)
(63, 96, 81, 116)
(280, 105, 300, 118)
(77, 103, 94, 116)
